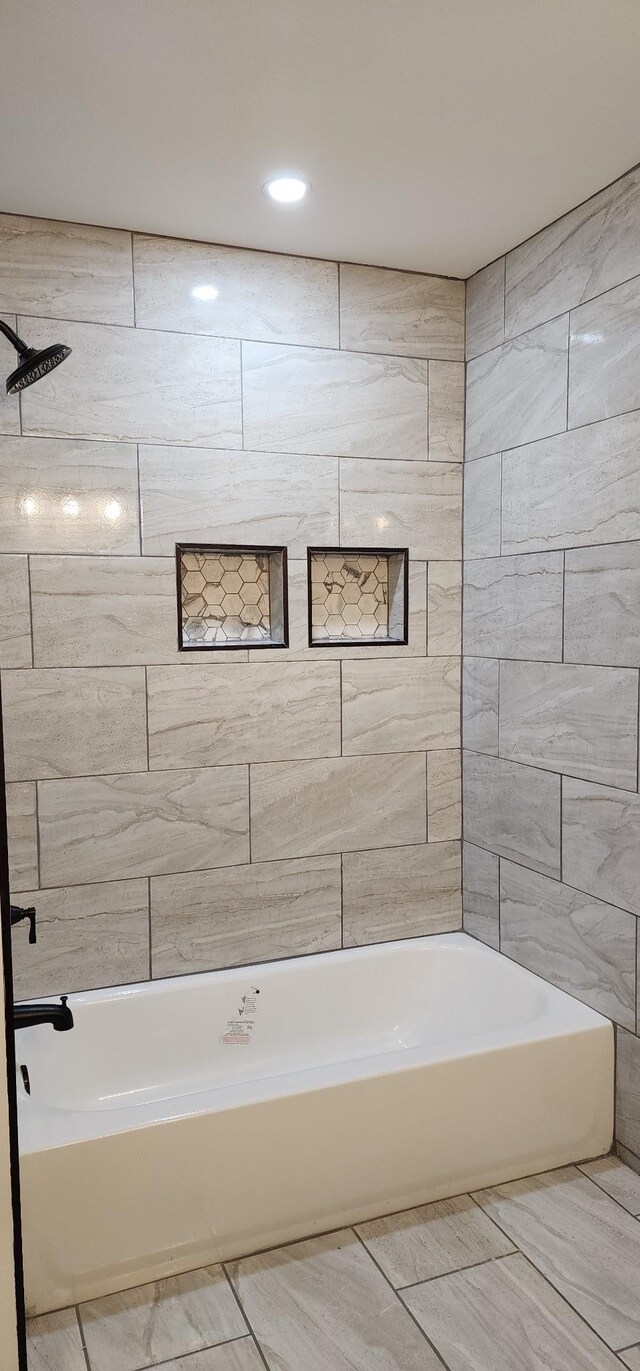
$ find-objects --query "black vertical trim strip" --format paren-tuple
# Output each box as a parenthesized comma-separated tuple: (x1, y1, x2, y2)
(0, 673, 28, 1368)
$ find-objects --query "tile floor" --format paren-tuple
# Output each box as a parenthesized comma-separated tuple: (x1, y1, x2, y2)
(26, 1155, 640, 1371)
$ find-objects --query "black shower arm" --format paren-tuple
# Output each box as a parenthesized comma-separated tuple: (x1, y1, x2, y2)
(0, 317, 30, 356)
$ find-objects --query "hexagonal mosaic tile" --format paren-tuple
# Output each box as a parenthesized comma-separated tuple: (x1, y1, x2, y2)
(178, 547, 286, 647)
(309, 550, 407, 644)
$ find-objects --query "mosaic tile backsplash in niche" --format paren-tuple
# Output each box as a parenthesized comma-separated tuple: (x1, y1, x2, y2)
(0, 210, 464, 1001)
(178, 545, 287, 649)
(309, 550, 407, 645)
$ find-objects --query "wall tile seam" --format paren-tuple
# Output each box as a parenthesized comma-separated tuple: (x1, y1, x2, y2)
(464, 402, 640, 468)
(22, 747, 452, 787)
(462, 744, 639, 792)
(12, 309, 461, 368)
(14, 835, 461, 898)
(465, 308, 571, 365)
(460, 835, 640, 942)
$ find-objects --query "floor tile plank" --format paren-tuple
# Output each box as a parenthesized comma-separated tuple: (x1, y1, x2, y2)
(579, 1157, 640, 1216)
(356, 1193, 514, 1287)
(26, 1308, 87, 1371)
(228, 1229, 442, 1369)
(473, 1167, 640, 1349)
(149, 1341, 265, 1371)
(79, 1266, 246, 1371)
(403, 1252, 623, 1370)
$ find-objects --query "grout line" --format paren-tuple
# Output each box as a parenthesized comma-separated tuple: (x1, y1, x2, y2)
(143, 666, 150, 770)
(340, 851, 344, 949)
(147, 875, 152, 979)
(559, 773, 563, 885)
(561, 550, 566, 662)
(129, 232, 137, 327)
(25, 552, 35, 670)
(74, 1307, 92, 1371)
(566, 310, 571, 431)
(247, 764, 252, 864)
(222, 1267, 272, 1371)
(351, 1229, 452, 1370)
(468, 1188, 635, 1356)
(239, 338, 245, 450)
(33, 778, 42, 891)
(392, 1249, 517, 1294)
(135, 443, 143, 554)
(577, 1164, 640, 1221)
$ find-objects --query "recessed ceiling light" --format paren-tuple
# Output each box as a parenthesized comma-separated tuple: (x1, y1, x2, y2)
(263, 176, 310, 204)
(192, 284, 219, 301)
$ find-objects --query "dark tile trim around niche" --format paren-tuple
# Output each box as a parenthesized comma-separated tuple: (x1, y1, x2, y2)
(307, 547, 409, 648)
(176, 542, 289, 651)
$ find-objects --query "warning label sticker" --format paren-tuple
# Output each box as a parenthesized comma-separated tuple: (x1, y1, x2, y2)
(221, 987, 260, 1045)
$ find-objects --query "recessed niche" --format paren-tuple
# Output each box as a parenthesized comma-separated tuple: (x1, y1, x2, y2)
(307, 548, 408, 646)
(177, 544, 288, 650)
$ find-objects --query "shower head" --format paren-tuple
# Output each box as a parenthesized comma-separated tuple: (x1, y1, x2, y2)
(0, 318, 71, 395)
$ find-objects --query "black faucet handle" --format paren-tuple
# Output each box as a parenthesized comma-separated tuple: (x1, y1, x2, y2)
(10, 905, 37, 944)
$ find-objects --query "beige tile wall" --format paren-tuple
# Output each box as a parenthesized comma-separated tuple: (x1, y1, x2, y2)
(0, 212, 464, 997)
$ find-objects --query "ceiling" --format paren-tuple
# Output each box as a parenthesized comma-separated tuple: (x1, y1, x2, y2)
(2, 0, 640, 278)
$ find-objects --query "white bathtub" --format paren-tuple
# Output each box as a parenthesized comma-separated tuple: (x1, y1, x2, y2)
(17, 931, 613, 1315)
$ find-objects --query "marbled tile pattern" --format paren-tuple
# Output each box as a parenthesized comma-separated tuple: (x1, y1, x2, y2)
(20, 319, 242, 448)
(342, 842, 461, 947)
(2, 213, 464, 1010)
(0, 435, 140, 554)
(339, 264, 464, 360)
(179, 549, 275, 647)
(462, 842, 499, 949)
(465, 257, 505, 359)
(30, 1161, 640, 1370)
(340, 457, 461, 561)
(500, 859, 636, 1028)
(133, 234, 339, 346)
(151, 856, 342, 977)
(499, 660, 639, 789)
(139, 446, 338, 559)
(0, 213, 134, 324)
(463, 166, 640, 1159)
(463, 751, 560, 879)
(465, 315, 568, 461)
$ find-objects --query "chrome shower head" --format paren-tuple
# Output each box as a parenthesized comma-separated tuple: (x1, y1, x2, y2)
(1, 318, 72, 395)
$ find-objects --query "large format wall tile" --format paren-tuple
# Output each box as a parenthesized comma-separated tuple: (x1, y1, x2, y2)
(404, 1251, 623, 1371)
(466, 316, 568, 461)
(11, 880, 149, 999)
(499, 660, 638, 789)
(6, 782, 38, 889)
(342, 657, 459, 755)
(427, 749, 461, 841)
(133, 235, 339, 346)
(474, 1167, 640, 1350)
(563, 778, 640, 916)
(147, 662, 341, 768)
(617, 1028, 640, 1158)
(242, 342, 428, 460)
(504, 658, 638, 789)
(463, 751, 560, 878)
(0, 214, 133, 324)
(39, 767, 249, 886)
(250, 753, 427, 861)
(139, 446, 338, 558)
(342, 842, 461, 946)
(462, 842, 499, 949)
(151, 856, 342, 977)
(1, 667, 147, 781)
(500, 860, 636, 1028)
(339, 458, 461, 561)
(427, 562, 461, 655)
(428, 362, 464, 461)
(463, 553, 563, 660)
(465, 258, 505, 359)
(20, 318, 242, 448)
(339, 264, 464, 360)
(462, 658, 498, 754)
(502, 410, 640, 554)
(462, 452, 501, 560)
(565, 541, 640, 668)
(569, 274, 640, 428)
(30, 555, 246, 667)
(228, 1229, 442, 1371)
(0, 554, 31, 667)
(505, 166, 640, 338)
(0, 435, 140, 555)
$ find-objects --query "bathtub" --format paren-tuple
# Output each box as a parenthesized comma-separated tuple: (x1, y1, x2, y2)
(17, 931, 613, 1315)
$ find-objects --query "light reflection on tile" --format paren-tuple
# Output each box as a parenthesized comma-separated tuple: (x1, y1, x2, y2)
(0, 435, 139, 554)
